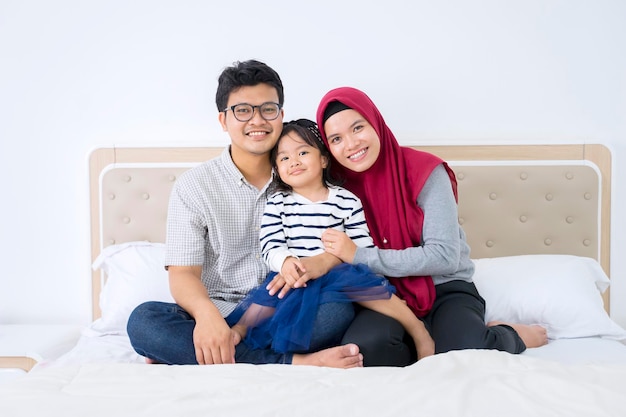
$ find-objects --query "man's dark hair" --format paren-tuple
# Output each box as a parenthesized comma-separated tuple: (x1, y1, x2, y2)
(215, 60, 284, 111)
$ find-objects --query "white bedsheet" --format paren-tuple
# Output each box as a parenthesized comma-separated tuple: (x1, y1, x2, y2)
(523, 337, 626, 364)
(32, 327, 626, 370)
(1, 348, 625, 417)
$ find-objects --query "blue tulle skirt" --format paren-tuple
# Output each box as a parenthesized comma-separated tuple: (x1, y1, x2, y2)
(227, 263, 396, 353)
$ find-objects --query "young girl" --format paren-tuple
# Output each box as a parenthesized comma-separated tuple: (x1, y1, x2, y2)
(228, 119, 435, 360)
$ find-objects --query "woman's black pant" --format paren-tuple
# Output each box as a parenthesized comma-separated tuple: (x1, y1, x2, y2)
(341, 280, 526, 367)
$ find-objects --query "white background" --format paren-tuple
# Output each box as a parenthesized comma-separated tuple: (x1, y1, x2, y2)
(1, 0, 625, 327)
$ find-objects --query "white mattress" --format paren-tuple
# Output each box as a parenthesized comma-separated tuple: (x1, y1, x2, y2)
(2, 328, 626, 416)
(0, 368, 26, 386)
(2, 337, 626, 417)
(522, 337, 626, 364)
(32, 326, 626, 370)
(33, 328, 145, 369)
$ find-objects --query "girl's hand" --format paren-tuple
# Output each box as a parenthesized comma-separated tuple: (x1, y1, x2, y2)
(266, 257, 310, 299)
(231, 324, 246, 346)
(280, 257, 309, 288)
(321, 229, 357, 263)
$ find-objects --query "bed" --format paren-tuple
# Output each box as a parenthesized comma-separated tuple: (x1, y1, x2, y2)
(1, 143, 625, 417)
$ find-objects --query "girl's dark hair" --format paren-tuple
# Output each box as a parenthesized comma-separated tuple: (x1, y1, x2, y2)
(271, 119, 343, 192)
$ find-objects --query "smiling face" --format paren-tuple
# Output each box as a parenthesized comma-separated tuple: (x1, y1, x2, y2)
(322, 109, 381, 173)
(275, 131, 328, 195)
(218, 83, 284, 159)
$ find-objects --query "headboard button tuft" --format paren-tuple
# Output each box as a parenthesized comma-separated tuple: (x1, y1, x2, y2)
(486, 240, 494, 248)
(520, 172, 528, 180)
(544, 238, 552, 246)
(545, 193, 554, 201)
(519, 215, 528, 223)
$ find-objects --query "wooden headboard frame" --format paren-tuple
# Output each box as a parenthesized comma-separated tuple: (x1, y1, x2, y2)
(89, 144, 612, 320)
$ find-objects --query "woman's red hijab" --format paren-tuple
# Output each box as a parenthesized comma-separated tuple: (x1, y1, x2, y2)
(316, 87, 457, 317)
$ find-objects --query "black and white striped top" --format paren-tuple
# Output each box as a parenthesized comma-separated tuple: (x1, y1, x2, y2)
(260, 185, 375, 272)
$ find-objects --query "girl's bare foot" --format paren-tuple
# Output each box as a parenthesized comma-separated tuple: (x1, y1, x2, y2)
(415, 335, 435, 361)
(292, 343, 363, 368)
(488, 321, 548, 348)
(231, 324, 246, 345)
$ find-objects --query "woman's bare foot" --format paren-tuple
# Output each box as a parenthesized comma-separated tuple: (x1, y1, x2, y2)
(488, 321, 548, 348)
(292, 343, 363, 368)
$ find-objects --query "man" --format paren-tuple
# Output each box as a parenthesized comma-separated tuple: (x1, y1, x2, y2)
(127, 60, 362, 368)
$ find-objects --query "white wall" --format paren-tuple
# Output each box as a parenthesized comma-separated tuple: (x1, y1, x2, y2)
(1, 0, 625, 327)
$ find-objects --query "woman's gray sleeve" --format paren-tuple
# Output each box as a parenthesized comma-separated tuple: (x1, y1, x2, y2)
(353, 164, 462, 277)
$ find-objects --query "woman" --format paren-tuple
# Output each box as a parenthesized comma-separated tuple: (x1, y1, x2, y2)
(315, 87, 547, 366)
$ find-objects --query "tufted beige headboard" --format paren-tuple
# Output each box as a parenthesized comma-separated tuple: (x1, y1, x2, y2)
(89, 144, 612, 320)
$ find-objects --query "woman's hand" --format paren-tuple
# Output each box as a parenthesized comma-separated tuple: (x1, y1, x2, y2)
(321, 229, 357, 263)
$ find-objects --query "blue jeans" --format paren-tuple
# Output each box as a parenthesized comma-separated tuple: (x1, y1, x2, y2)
(127, 301, 355, 365)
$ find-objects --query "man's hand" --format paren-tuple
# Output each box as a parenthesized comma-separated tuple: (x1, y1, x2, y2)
(192, 315, 236, 365)
(169, 265, 236, 365)
(266, 273, 290, 298)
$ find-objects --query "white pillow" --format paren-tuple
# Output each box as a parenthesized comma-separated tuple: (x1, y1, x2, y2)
(91, 241, 174, 335)
(472, 254, 626, 341)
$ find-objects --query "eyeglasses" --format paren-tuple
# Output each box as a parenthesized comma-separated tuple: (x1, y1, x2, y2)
(223, 102, 282, 122)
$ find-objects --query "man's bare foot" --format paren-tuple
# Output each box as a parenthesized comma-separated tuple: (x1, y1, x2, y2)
(292, 343, 363, 368)
(488, 321, 548, 348)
